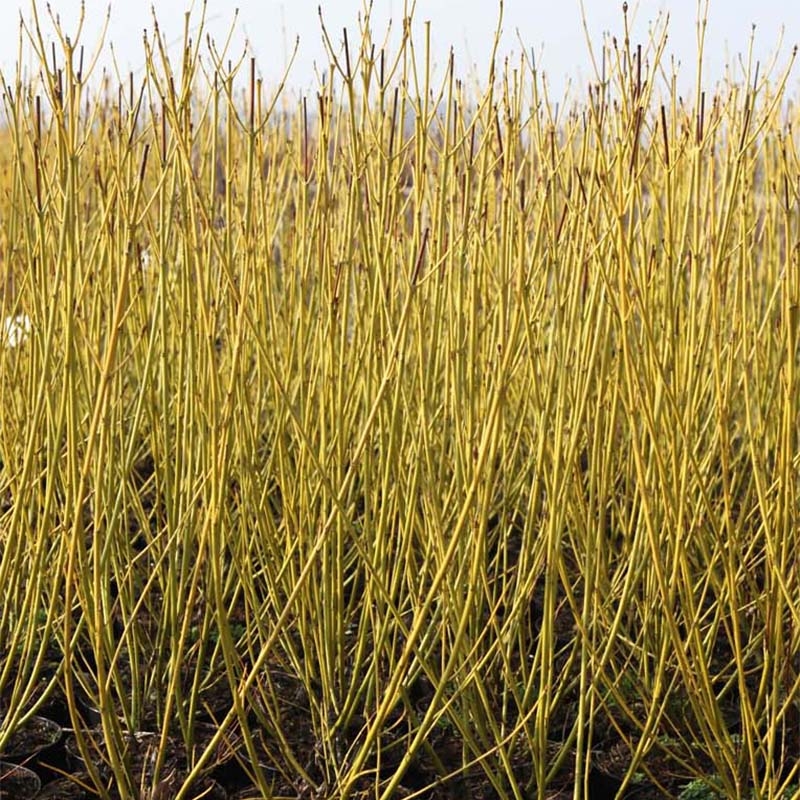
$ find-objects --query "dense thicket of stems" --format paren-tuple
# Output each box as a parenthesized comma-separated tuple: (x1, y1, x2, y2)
(0, 4, 798, 799)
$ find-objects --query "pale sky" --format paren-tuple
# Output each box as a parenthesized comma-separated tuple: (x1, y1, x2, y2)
(1, 1, 799, 104)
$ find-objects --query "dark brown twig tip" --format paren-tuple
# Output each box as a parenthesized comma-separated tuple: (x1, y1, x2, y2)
(411, 228, 429, 286)
(343, 28, 351, 80)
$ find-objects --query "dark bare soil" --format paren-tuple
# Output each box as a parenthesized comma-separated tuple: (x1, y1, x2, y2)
(0, 621, 764, 800)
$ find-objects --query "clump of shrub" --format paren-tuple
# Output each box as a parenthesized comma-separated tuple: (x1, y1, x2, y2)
(0, 3, 798, 799)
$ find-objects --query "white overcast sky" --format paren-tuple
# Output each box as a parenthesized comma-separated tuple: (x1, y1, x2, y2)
(1, 1, 799, 103)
